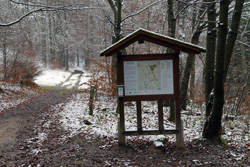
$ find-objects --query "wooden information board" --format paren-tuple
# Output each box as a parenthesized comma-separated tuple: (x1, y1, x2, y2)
(100, 28, 205, 147)
(117, 53, 183, 147)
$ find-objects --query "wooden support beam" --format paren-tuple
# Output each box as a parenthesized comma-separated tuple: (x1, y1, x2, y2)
(174, 54, 184, 148)
(158, 100, 164, 132)
(118, 98, 126, 145)
(136, 101, 142, 133)
(124, 95, 175, 101)
(123, 129, 178, 136)
(117, 53, 126, 146)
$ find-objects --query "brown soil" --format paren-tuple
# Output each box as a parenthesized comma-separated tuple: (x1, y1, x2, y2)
(0, 84, 249, 166)
(0, 117, 20, 147)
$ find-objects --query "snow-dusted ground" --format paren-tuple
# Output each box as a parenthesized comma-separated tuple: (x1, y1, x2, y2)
(57, 91, 250, 148)
(34, 69, 72, 87)
(0, 82, 38, 113)
(2, 68, 249, 149)
(34, 69, 250, 148)
(34, 68, 90, 89)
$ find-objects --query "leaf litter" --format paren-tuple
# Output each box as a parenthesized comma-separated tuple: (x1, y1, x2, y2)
(0, 69, 249, 166)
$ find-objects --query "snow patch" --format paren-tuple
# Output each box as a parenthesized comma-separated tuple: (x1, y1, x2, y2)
(34, 69, 71, 86)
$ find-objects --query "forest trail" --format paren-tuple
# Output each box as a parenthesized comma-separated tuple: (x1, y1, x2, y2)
(1, 70, 249, 166)
(0, 71, 83, 148)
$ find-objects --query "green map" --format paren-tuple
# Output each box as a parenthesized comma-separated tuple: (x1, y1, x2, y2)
(137, 61, 161, 92)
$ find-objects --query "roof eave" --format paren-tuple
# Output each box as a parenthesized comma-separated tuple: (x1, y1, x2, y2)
(100, 28, 206, 57)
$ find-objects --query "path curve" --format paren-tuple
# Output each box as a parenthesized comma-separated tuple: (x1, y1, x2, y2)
(0, 71, 83, 148)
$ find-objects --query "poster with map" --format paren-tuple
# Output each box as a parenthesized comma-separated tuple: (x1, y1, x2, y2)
(124, 60, 174, 96)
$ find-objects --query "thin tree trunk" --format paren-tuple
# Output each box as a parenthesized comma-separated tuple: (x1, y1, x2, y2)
(107, 0, 122, 95)
(204, 0, 216, 117)
(49, 13, 55, 66)
(77, 47, 80, 67)
(41, 17, 47, 67)
(180, 31, 202, 109)
(224, 0, 245, 81)
(180, 54, 195, 109)
(167, 0, 176, 38)
(3, 31, 7, 79)
(180, 2, 205, 110)
(190, 57, 195, 100)
(65, 48, 69, 70)
(167, 0, 176, 121)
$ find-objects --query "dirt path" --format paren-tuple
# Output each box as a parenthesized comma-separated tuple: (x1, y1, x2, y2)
(0, 117, 20, 147)
(0, 72, 82, 150)
(1, 71, 249, 166)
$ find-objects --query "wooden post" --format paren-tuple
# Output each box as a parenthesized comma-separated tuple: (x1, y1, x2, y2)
(158, 100, 164, 132)
(89, 85, 95, 115)
(118, 98, 126, 145)
(174, 53, 184, 148)
(117, 53, 126, 145)
(137, 101, 142, 133)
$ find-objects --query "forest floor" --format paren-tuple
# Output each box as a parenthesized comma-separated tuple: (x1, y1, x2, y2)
(0, 70, 250, 166)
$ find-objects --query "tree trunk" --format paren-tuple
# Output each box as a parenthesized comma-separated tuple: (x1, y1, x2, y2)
(204, 0, 216, 117)
(179, 2, 205, 110)
(180, 54, 195, 109)
(167, 0, 176, 38)
(180, 31, 202, 110)
(41, 17, 47, 67)
(77, 47, 80, 67)
(167, 0, 176, 121)
(224, 0, 245, 81)
(49, 13, 55, 66)
(107, 0, 122, 94)
(190, 57, 195, 100)
(65, 48, 69, 70)
(203, 0, 229, 141)
(2, 31, 7, 79)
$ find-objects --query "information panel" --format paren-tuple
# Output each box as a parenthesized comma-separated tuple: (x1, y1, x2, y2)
(124, 60, 174, 96)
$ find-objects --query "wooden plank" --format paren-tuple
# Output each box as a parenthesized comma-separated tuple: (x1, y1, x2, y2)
(118, 98, 126, 145)
(117, 52, 126, 145)
(173, 54, 184, 148)
(123, 129, 178, 136)
(101, 36, 141, 57)
(100, 29, 205, 57)
(122, 54, 175, 61)
(173, 55, 181, 132)
(136, 101, 142, 133)
(158, 100, 164, 132)
(124, 95, 175, 101)
(141, 34, 201, 54)
(117, 53, 124, 85)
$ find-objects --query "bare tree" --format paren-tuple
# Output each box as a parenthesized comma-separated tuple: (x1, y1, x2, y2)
(203, 0, 245, 143)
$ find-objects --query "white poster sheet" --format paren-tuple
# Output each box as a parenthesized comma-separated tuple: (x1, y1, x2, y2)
(124, 60, 174, 96)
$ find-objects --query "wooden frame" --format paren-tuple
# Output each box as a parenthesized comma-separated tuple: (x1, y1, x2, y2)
(117, 52, 183, 146)
(100, 28, 205, 148)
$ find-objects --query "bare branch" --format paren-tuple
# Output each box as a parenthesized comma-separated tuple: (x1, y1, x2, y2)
(106, 0, 117, 12)
(0, 8, 45, 27)
(122, 0, 163, 22)
(0, 1, 102, 27)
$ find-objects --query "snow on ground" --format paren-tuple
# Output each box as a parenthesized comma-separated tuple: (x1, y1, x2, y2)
(57, 91, 250, 149)
(57, 94, 201, 144)
(34, 68, 90, 90)
(62, 74, 81, 89)
(0, 67, 90, 114)
(58, 94, 118, 139)
(34, 69, 72, 87)
(10, 68, 249, 148)
(0, 82, 38, 113)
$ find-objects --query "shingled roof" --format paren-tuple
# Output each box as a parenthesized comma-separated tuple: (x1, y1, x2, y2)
(100, 28, 206, 57)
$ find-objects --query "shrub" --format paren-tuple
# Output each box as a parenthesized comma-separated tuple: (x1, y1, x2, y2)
(4, 59, 40, 86)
